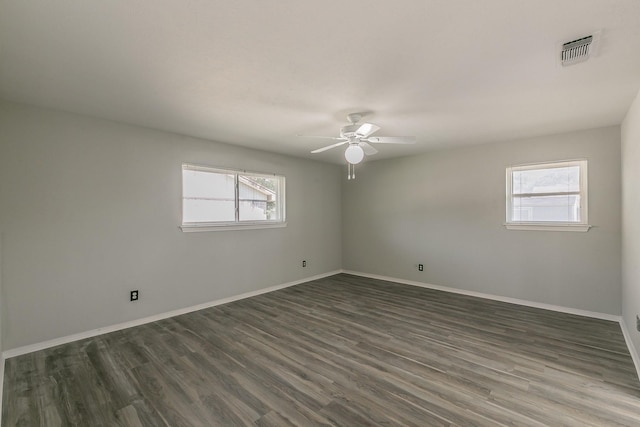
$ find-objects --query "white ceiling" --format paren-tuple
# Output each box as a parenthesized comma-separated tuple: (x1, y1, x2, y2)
(1, 0, 640, 164)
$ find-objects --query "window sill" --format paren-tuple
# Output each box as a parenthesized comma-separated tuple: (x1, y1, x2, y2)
(180, 222, 287, 232)
(504, 223, 591, 232)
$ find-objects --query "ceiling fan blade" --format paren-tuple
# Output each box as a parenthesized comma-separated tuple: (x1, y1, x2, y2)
(297, 134, 343, 140)
(310, 140, 349, 153)
(359, 141, 378, 155)
(366, 136, 416, 144)
(355, 123, 380, 138)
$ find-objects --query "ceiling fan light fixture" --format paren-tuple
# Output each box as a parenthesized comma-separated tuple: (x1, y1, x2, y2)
(344, 145, 365, 164)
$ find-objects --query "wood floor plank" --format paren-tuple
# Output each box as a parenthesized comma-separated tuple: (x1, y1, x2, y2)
(3, 273, 640, 426)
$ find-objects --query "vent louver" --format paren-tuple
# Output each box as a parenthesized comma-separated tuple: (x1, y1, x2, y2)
(561, 35, 593, 66)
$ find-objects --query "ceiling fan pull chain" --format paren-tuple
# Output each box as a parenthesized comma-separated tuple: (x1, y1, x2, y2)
(346, 164, 356, 180)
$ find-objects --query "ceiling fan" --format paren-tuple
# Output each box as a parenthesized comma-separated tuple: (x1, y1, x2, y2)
(301, 113, 415, 179)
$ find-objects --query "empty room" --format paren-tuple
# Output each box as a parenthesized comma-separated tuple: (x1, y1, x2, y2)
(2, 0, 640, 425)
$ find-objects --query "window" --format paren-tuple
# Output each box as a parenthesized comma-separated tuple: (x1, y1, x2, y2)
(181, 164, 285, 231)
(505, 160, 589, 232)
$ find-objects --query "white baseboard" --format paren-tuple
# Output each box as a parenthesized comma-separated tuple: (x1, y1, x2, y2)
(620, 318, 640, 381)
(2, 270, 341, 359)
(0, 354, 4, 425)
(341, 270, 621, 322)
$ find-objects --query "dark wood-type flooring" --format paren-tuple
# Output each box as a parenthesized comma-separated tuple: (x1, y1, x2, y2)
(3, 274, 640, 426)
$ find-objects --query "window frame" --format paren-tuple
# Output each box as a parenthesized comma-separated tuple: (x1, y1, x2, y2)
(180, 163, 286, 232)
(505, 159, 590, 232)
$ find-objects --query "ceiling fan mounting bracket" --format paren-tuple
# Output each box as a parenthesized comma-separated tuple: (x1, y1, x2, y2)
(347, 113, 363, 124)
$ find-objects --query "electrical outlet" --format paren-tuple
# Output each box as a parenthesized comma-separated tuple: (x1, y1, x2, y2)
(302, 260, 307, 268)
(418, 264, 424, 272)
(636, 315, 640, 332)
(130, 290, 139, 301)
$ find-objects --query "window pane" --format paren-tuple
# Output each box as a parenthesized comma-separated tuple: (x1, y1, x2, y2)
(512, 166, 579, 195)
(238, 175, 280, 221)
(511, 194, 581, 222)
(183, 169, 235, 222)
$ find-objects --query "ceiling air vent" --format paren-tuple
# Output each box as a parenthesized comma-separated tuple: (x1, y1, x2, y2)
(561, 35, 593, 66)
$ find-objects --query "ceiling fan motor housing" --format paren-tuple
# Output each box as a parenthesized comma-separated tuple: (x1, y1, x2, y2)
(340, 124, 360, 138)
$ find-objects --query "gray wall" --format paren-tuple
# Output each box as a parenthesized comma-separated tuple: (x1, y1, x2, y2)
(343, 127, 622, 314)
(0, 99, 627, 352)
(0, 101, 343, 350)
(622, 89, 640, 358)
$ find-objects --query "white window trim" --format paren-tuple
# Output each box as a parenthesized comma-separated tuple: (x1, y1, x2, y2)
(180, 163, 286, 232)
(180, 222, 287, 232)
(505, 159, 591, 232)
(504, 223, 591, 232)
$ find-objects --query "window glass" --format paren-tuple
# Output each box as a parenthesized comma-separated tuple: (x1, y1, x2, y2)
(512, 166, 580, 195)
(182, 164, 285, 229)
(506, 160, 587, 229)
(238, 175, 281, 222)
(183, 170, 235, 222)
